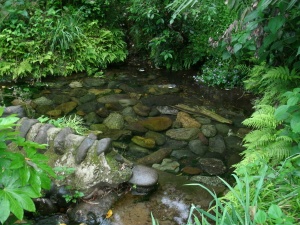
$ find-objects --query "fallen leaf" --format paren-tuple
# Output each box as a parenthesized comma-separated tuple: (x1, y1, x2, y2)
(106, 209, 113, 218)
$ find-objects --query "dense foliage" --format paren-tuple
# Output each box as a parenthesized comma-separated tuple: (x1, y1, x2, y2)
(0, 107, 55, 224)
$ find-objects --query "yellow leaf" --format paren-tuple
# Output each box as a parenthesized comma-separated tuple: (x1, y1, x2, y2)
(106, 209, 113, 219)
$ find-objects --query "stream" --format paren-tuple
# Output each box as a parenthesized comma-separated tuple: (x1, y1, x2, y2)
(1, 65, 254, 225)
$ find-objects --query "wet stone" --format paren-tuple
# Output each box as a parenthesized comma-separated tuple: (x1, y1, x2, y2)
(181, 166, 202, 175)
(140, 116, 173, 131)
(201, 124, 217, 137)
(176, 112, 201, 128)
(131, 136, 156, 149)
(198, 158, 227, 175)
(153, 158, 180, 173)
(209, 134, 226, 154)
(34, 123, 55, 145)
(162, 139, 187, 150)
(129, 165, 159, 187)
(83, 77, 106, 87)
(137, 148, 173, 166)
(26, 123, 43, 141)
(56, 101, 78, 114)
(171, 149, 196, 160)
(33, 96, 54, 106)
(215, 123, 231, 136)
(79, 93, 96, 103)
(156, 106, 178, 115)
(190, 175, 226, 187)
(166, 128, 200, 141)
(128, 143, 151, 158)
(64, 134, 85, 153)
(3, 105, 25, 117)
(103, 112, 124, 129)
(133, 102, 151, 117)
(188, 139, 208, 156)
(145, 131, 166, 146)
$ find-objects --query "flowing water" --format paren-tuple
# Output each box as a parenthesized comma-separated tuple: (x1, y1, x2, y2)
(1, 65, 254, 225)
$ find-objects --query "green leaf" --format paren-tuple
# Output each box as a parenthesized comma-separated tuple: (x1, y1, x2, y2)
(268, 16, 285, 34)
(287, 96, 300, 106)
(233, 43, 242, 53)
(8, 194, 24, 220)
(0, 192, 10, 224)
(274, 105, 290, 121)
(290, 112, 300, 133)
(297, 47, 300, 56)
(254, 209, 267, 224)
(268, 204, 282, 219)
(9, 192, 35, 212)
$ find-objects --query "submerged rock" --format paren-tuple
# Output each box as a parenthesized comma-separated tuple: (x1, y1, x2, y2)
(166, 128, 200, 141)
(140, 116, 173, 131)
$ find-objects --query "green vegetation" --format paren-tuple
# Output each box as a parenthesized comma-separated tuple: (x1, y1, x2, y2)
(0, 107, 55, 224)
(1, 0, 300, 224)
(38, 115, 88, 135)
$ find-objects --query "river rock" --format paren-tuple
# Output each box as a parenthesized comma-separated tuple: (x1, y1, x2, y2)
(190, 175, 226, 187)
(215, 123, 231, 136)
(163, 138, 187, 149)
(75, 136, 96, 164)
(26, 122, 43, 141)
(79, 93, 96, 103)
(3, 105, 25, 117)
(96, 107, 110, 118)
(195, 116, 211, 125)
(209, 134, 226, 154)
(188, 139, 208, 156)
(121, 106, 136, 117)
(34, 123, 55, 146)
(118, 98, 138, 107)
(201, 124, 217, 137)
(16, 117, 39, 138)
(53, 127, 74, 155)
(156, 106, 178, 115)
(97, 129, 132, 141)
(69, 81, 83, 88)
(103, 112, 124, 129)
(152, 158, 180, 173)
(133, 102, 151, 116)
(128, 143, 151, 158)
(64, 134, 85, 153)
(88, 88, 112, 96)
(140, 116, 173, 131)
(181, 166, 202, 175)
(198, 132, 209, 145)
(198, 158, 227, 175)
(171, 149, 196, 160)
(131, 136, 156, 149)
(166, 128, 200, 141)
(83, 77, 106, 87)
(97, 94, 129, 104)
(46, 109, 62, 117)
(176, 112, 201, 128)
(129, 165, 159, 187)
(33, 96, 54, 106)
(97, 138, 112, 155)
(77, 101, 100, 114)
(125, 121, 148, 134)
(224, 136, 244, 153)
(136, 148, 173, 166)
(145, 131, 166, 146)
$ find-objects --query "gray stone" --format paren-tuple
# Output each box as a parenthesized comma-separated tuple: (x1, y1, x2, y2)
(53, 127, 73, 155)
(198, 158, 227, 175)
(97, 138, 112, 155)
(152, 158, 180, 173)
(209, 135, 226, 154)
(190, 175, 226, 187)
(121, 107, 136, 117)
(79, 93, 96, 103)
(77, 102, 99, 114)
(97, 94, 129, 104)
(118, 98, 138, 107)
(75, 137, 96, 164)
(34, 124, 55, 145)
(171, 149, 196, 160)
(128, 143, 151, 158)
(69, 81, 83, 88)
(83, 77, 106, 87)
(215, 123, 231, 136)
(224, 136, 244, 153)
(201, 124, 217, 137)
(33, 96, 53, 106)
(97, 129, 132, 141)
(84, 112, 102, 125)
(188, 139, 208, 156)
(156, 106, 178, 115)
(133, 103, 151, 117)
(129, 165, 159, 186)
(64, 134, 85, 153)
(194, 116, 211, 125)
(103, 112, 124, 129)
(148, 107, 160, 117)
(26, 123, 43, 141)
(166, 128, 200, 141)
(3, 105, 25, 118)
(16, 118, 39, 138)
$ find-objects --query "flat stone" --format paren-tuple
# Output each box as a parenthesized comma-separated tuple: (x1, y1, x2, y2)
(145, 131, 166, 146)
(166, 128, 200, 141)
(131, 136, 155, 149)
(64, 134, 85, 153)
(140, 116, 173, 131)
(209, 134, 226, 154)
(133, 103, 151, 117)
(53, 127, 73, 155)
(137, 148, 173, 166)
(201, 124, 217, 137)
(181, 166, 202, 175)
(198, 158, 227, 175)
(35, 124, 55, 145)
(103, 112, 124, 129)
(129, 165, 158, 186)
(152, 158, 180, 173)
(26, 123, 43, 141)
(176, 112, 201, 128)
(189, 139, 208, 156)
(3, 105, 25, 117)
(16, 117, 39, 138)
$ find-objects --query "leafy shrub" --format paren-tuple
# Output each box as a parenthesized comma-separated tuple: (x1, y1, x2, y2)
(0, 107, 55, 224)
(0, 6, 127, 80)
(193, 58, 249, 89)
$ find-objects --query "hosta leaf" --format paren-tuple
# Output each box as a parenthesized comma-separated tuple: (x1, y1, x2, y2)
(0, 192, 10, 224)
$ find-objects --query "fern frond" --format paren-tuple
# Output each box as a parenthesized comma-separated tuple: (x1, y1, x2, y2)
(262, 66, 292, 81)
(266, 139, 292, 160)
(243, 105, 279, 129)
(243, 129, 276, 149)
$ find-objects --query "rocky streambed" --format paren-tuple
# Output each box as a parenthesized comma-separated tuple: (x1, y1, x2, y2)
(2, 67, 254, 225)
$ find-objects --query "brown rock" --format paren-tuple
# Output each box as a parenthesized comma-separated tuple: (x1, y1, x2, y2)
(176, 112, 201, 128)
(56, 101, 78, 114)
(131, 136, 155, 149)
(198, 132, 209, 145)
(133, 103, 151, 116)
(181, 166, 202, 175)
(46, 109, 62, 117)
(140, 116, 173, 131)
